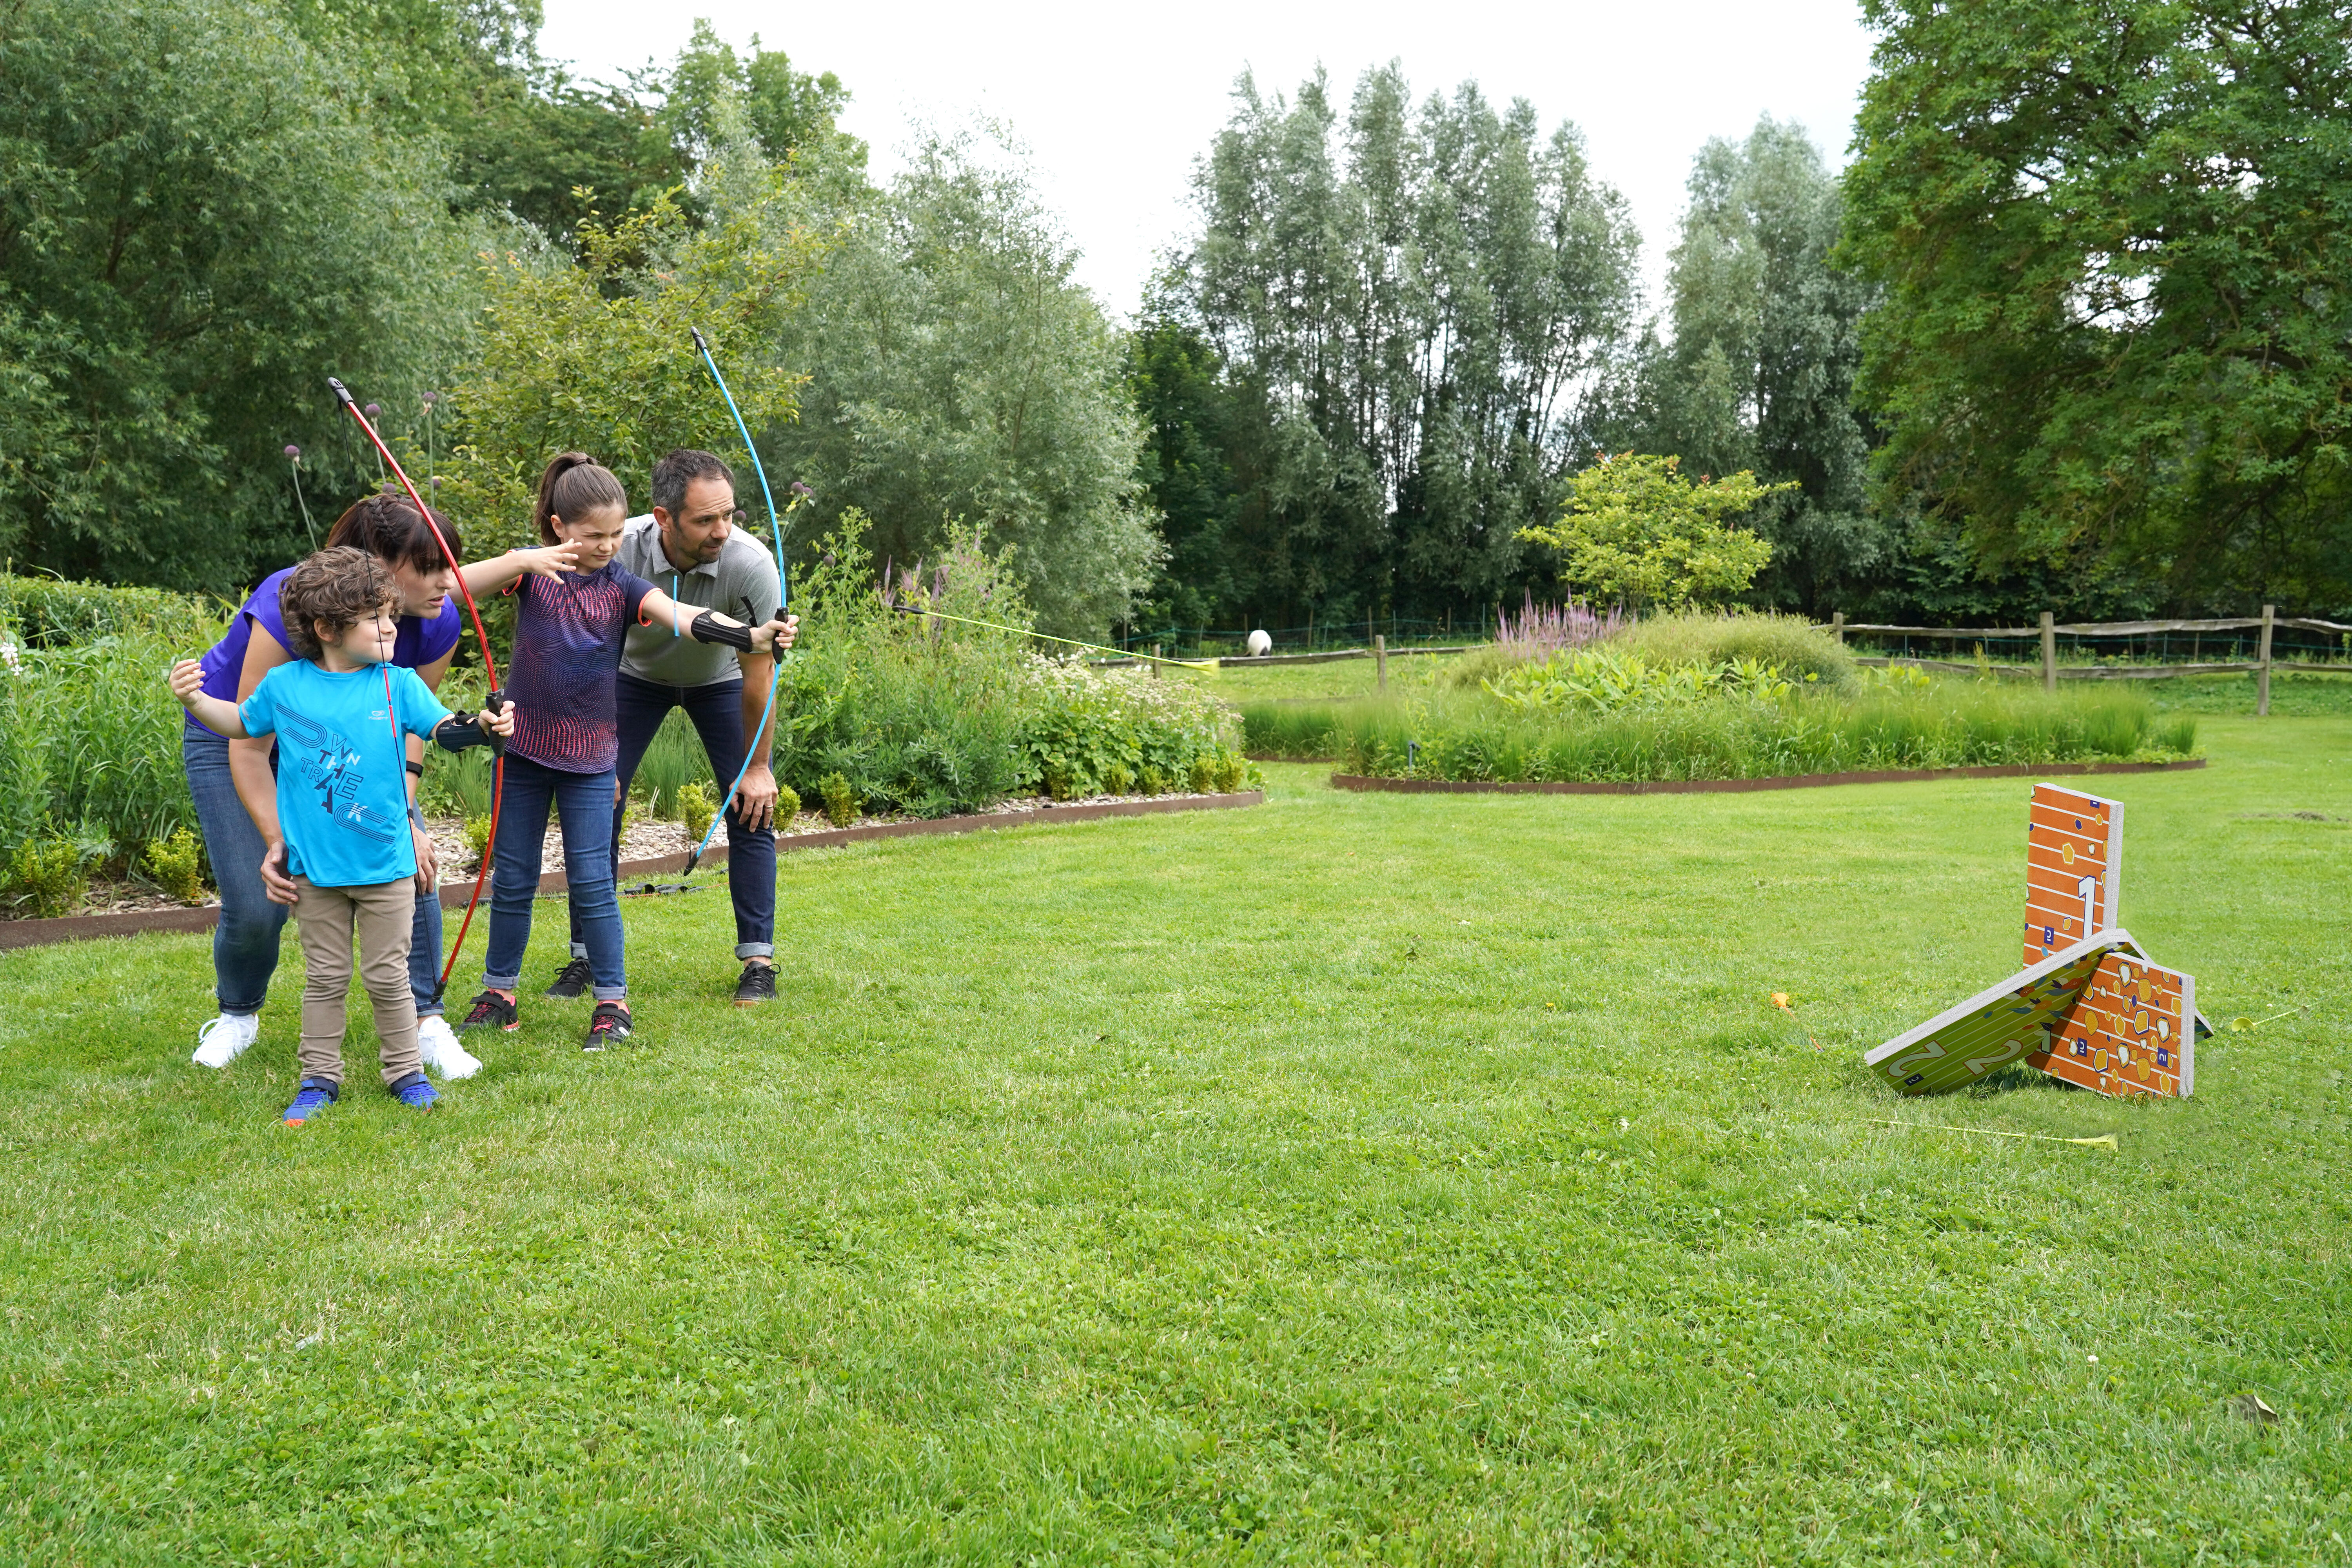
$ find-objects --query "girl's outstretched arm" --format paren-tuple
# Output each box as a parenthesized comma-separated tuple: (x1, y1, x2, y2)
(637, 584, 799, 653)
(459, 543, 581, 596)
(169, 660, 249, 739)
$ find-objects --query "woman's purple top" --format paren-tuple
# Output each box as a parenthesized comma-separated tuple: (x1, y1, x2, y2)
(185, 566, 463, 739)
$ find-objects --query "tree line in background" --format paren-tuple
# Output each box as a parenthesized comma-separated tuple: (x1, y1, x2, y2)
(2, 0, 2345, 637)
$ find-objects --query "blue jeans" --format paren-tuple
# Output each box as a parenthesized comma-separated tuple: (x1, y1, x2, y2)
(568, 672, 776, 960)
(184, 729, 447, 1018)
(484, 753, 625, 1001)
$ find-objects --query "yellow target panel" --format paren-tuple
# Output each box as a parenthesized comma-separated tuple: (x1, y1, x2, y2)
(2024, 785, 2122, 965)
(2032, 949, 2195, 1098)
(1864, 932, 2134, 1096)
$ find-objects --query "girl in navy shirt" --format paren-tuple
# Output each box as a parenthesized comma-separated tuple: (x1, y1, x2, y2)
(453, 453, 795, 1051)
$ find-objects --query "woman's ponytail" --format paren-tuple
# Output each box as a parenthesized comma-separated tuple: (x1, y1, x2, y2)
(532, 452, 628, 544)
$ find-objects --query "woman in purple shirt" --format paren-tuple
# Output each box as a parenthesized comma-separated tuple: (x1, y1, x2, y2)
(185, 492, 478, 1078)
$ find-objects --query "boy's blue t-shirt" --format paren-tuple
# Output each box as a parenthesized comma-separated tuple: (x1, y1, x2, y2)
(238, 661, 454, 887)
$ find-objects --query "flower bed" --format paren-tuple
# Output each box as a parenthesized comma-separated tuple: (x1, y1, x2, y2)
(1243, 623, 2199, 784)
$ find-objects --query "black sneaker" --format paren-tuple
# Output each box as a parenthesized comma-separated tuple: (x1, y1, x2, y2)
(459, 990, 519, 1032)
(543, 955, 593, 998)
(583, 1001, 633, 1051)
(733, 962, 777, 1007)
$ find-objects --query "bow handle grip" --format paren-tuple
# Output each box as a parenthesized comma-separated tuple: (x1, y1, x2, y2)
(485, 689, 509, 757)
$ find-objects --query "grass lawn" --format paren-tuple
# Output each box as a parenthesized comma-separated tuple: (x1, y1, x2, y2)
(2, 718, 2347, 1563)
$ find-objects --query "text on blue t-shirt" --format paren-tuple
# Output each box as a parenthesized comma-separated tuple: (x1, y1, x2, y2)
(238, 661, 454, 887)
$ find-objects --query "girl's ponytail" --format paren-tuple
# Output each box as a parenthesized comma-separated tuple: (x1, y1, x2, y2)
(532, 452, 628, 544)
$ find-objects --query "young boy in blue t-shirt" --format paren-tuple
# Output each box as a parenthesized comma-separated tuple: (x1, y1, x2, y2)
(171, 547, 514, 1124)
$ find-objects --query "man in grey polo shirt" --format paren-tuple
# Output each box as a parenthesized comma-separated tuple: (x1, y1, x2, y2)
(548, 448, 795, 1006)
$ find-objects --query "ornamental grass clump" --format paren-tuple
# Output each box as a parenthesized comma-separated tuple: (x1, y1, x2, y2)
(1321, 680, 2195, 783)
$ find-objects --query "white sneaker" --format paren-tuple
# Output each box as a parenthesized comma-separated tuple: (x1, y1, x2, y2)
(416, 1014, 483, 1080)
(192, 1012, 260, 1068)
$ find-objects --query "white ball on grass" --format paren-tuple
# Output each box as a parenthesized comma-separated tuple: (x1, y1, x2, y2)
(1245, 629, 1272, 657)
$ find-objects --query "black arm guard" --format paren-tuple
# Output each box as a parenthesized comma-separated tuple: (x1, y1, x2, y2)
(435, 691, 509, 754)
(688, 608, 754, 652)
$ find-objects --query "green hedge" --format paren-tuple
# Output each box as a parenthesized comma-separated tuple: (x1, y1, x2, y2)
(0, 572, 228, 652)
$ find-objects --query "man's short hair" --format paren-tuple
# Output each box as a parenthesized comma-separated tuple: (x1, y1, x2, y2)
(651, 450, 734, 519)
(279, 546, 400, 661)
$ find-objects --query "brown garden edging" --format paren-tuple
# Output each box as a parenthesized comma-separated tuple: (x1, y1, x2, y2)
(0, 791, 1265, 952)
(1329, 760, 2206, 797)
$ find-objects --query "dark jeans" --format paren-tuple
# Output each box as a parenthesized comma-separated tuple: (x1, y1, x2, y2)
(484, 753, 625, 1001)
(568, 672, 775, 960)
(184, 729, 446, 1018)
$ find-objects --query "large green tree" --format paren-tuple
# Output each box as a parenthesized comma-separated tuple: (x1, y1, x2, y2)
(1613, 119, 1881, 616)
(0, 0, 477, 590)
(1843, 0, 2352, 614)
(1122, 315, 1251, 637)
(767, 136, 1161, 638)
(1180, 64, 1641, 632)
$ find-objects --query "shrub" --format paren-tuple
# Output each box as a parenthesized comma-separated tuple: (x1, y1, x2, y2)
(818, 772, 856, 827)
(7, 823, 109, 918)
(1615, 610, 1856, 690)
(0, 573, 225, 652)
(1018, 657, 1238, 804)
(463, 814, 493, 870)
(773, 781, 802, 822)
(677, 780, 717, 843)
(143, 826, 208, 904)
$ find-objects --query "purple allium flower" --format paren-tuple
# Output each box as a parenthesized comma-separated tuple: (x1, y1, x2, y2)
(421, 390, 439, 405)
(430, 476, 443, 489)
(364, 403, 381, 419)
(284, 445, 301, 460)
(791, 480, 811, 497)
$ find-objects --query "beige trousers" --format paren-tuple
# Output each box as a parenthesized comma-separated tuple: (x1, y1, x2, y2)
(292, 877, 423, 1088)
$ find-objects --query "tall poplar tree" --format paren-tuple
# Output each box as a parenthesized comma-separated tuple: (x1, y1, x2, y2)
(1616, 118, 1880, 616)
(1174, 64, 1640, 631)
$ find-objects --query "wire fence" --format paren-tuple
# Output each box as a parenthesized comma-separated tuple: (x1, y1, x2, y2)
(1112, 612, 1489, 657)
(1832, 608, 2352, 715)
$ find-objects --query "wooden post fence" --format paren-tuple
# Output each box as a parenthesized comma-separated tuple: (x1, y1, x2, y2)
(1830, 611, 1844, 645)
(1374, 633, 1387, 690)
(1152, 642, 1162, 680)
(2258, 604, 2274, 716)
(2039, 612, 2056, 691)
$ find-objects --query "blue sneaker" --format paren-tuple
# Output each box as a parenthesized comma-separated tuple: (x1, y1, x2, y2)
(388, 1072, 438, 1110)
(281, 1078, 339, 1126)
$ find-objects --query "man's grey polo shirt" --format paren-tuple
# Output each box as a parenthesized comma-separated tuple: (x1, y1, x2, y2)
(615, 514, 783, 689)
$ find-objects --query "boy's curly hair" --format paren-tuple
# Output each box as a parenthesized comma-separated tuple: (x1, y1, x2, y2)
(279, 547, 400, 661)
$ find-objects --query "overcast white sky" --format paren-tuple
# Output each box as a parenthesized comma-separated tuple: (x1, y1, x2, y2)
(539, 0, 1880, 319)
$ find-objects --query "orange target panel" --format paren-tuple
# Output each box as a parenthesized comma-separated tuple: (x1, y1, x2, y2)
(2031, 950, 2194, 1099)
(2023, 785, 2122, 966)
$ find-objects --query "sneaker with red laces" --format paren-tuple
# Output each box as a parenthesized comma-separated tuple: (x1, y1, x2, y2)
(583, 1000, 633, 1051)
(458, 990, 519, 1033)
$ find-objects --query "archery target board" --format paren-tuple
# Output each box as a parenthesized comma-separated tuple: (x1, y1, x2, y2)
(1864, 931, 2135, 1096)
(2032, 949, 2195, 1098)
(2024, 785, 2122, 965)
